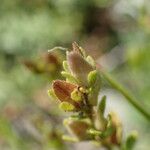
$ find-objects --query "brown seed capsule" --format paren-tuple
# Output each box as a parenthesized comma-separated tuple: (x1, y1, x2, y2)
(64, 118, 91, 140)
(67, 51, 93, 86)
(52, 80, 80, 108)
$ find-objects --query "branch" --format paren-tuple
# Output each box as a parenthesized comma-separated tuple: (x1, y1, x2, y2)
(101, 70, 150, 121)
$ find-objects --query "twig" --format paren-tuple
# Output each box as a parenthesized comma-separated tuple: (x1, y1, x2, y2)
(100, 70, 150, 121)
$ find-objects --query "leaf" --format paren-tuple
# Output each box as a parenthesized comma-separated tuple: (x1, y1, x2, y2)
(125, 131, 138, 150)
(88, 70, 97, 86)
(61, 71, 78, 84)
(88, 71, 101, 105)
(103, 126, 114, 138)
(98, 96, 106, 116)
(99, 114, 115, 138)
(87, 128, 103, 136)
(71, 89, 82, 102)
(59, 102, 75, 111)
(86, 56, 96, 68)
(63, 61, 70, 72)
(47, 89, 58, 100)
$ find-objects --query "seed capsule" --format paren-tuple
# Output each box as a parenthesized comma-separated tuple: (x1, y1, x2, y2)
(64, 118, 91, 140)
(67, 51, 93, 86)
(52, 80, 80, 109)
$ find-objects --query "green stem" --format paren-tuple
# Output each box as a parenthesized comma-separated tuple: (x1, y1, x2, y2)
(101, 71, 150, 121)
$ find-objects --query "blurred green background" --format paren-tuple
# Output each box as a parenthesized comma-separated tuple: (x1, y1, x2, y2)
(0, 0, 150, 150)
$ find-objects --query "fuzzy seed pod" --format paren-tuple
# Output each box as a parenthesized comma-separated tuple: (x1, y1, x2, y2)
(67, 51, 93, 86)
(64, 118, 91, 140)
(52, 80, 81, 110)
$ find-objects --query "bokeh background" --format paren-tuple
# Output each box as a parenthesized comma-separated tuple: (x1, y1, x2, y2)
(0, 0, 150, 150)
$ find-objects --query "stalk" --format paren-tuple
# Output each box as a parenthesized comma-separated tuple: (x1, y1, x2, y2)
(101, 70, 150, 121)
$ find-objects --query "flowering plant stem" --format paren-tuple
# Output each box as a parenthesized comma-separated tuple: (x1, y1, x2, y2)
(48, 43, 139, 149)
(101, 70, 150, 121)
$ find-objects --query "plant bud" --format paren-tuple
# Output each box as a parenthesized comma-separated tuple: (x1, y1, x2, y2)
(125, 131, 138, 150)
(67, 51, 93, 86)
(64, 118, 91, 140)
(52, 80, 80, 109)
(109, 112, 123, 145)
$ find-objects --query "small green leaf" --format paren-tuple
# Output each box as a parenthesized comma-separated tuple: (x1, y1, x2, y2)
(98, 96, 106, 116)
(71, 89, 82, 102)
(63, 61, 70, 72)
(107, 114, 112, 128)
(61, 71, 78, 84)
(88, 71, 101, 105)
(125, 131, 138, 150)
(87, 127, 114, 139)
(86, 56, 96, 67)
(88, 70, 97, 86)
(103, 126, 114, 138)
(59, 102, 75, 111)
(96, 96, 107, 130)
(87, 128, 102, 136)
(47, 89, 58, 100)
(79, 47, 87, 58)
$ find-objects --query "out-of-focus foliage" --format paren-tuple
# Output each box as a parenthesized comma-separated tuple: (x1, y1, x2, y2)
(0, 0, 150, 150)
